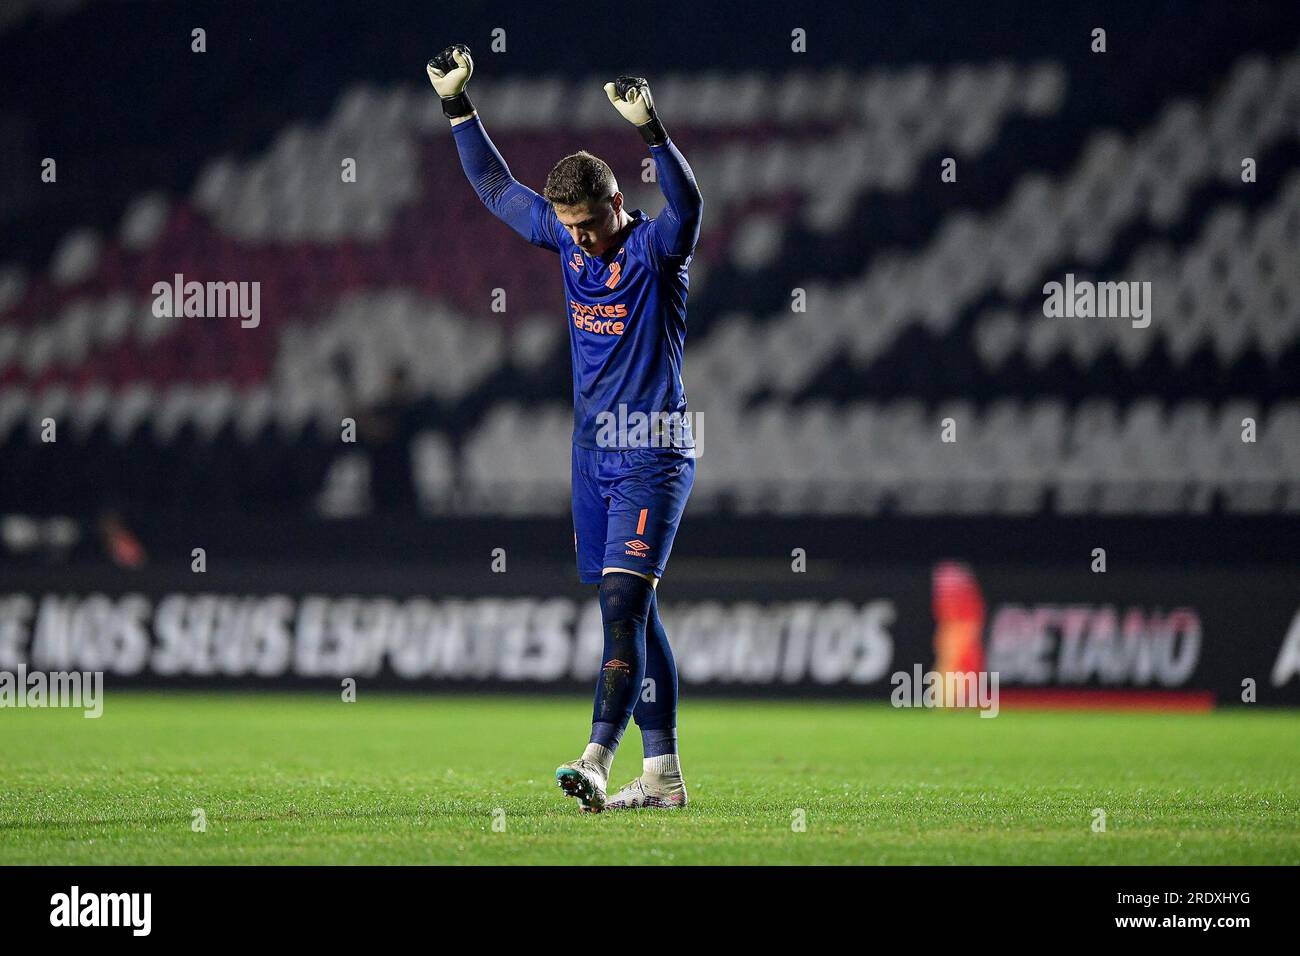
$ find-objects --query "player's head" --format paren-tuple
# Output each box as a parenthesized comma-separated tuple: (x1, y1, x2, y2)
(545, 150, 626, 256)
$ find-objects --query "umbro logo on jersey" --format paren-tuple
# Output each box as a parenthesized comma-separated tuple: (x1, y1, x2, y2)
(604, 259, 623, 289)
(568, 249, 625, 286)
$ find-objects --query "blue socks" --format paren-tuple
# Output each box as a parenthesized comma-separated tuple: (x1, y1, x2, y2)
(588, 577, 680, 760)
(589, 573, 654, 752)
(635, 594, 679, 756)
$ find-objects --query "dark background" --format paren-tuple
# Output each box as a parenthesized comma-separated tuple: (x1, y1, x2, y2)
(0, 0, 1297, 700)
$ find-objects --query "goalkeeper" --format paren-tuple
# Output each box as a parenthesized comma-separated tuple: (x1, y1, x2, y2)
(428, 46, 704, 812)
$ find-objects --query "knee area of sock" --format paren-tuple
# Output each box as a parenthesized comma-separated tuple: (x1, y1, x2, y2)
(598, 573, 654, 622)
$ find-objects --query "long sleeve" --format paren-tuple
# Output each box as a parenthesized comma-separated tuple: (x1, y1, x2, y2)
(646, 137, 703, 264)
(451, 115, 562, 252)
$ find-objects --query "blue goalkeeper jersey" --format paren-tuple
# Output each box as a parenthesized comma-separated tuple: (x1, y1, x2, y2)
(531, 202, 695, 450)
(451, 115, 703, 450)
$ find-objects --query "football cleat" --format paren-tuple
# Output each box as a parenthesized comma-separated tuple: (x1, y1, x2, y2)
(604, 775, 688, 810)
(555, 758, 608, 813)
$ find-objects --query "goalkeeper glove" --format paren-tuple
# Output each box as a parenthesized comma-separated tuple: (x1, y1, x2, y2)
(604, 75, 668, 147)
(427, 44, 475, 119)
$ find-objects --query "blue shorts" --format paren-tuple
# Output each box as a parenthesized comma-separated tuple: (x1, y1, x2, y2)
(572, 445, 695, 585)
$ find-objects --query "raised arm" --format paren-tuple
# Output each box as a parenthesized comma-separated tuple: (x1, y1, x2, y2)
(645, 138, 703, 262)
(427, 44, 561, 251)
(605, 75, 703, 262)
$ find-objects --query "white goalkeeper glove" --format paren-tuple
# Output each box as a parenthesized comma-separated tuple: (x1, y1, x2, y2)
(604, 75, 668, 146)
(427, 44, 475, 119)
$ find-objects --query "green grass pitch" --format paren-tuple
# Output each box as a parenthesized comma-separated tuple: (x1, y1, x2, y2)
(1, 692, 1297, 865)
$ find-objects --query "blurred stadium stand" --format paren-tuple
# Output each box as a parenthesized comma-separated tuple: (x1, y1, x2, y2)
(2, 1, 1299, 566)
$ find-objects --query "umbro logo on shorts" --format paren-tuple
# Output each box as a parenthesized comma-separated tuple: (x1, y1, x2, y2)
(624, 539, 651, 558)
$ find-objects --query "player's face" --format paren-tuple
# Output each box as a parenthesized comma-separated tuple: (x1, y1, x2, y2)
(555, 194, 622, 256)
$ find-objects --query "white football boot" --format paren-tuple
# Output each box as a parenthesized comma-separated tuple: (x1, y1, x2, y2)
(605, 773, 688, 810)
(555, 755, 609, 813)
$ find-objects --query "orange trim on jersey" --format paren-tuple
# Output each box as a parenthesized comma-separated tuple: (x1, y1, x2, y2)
(636, 508, 648, 535)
